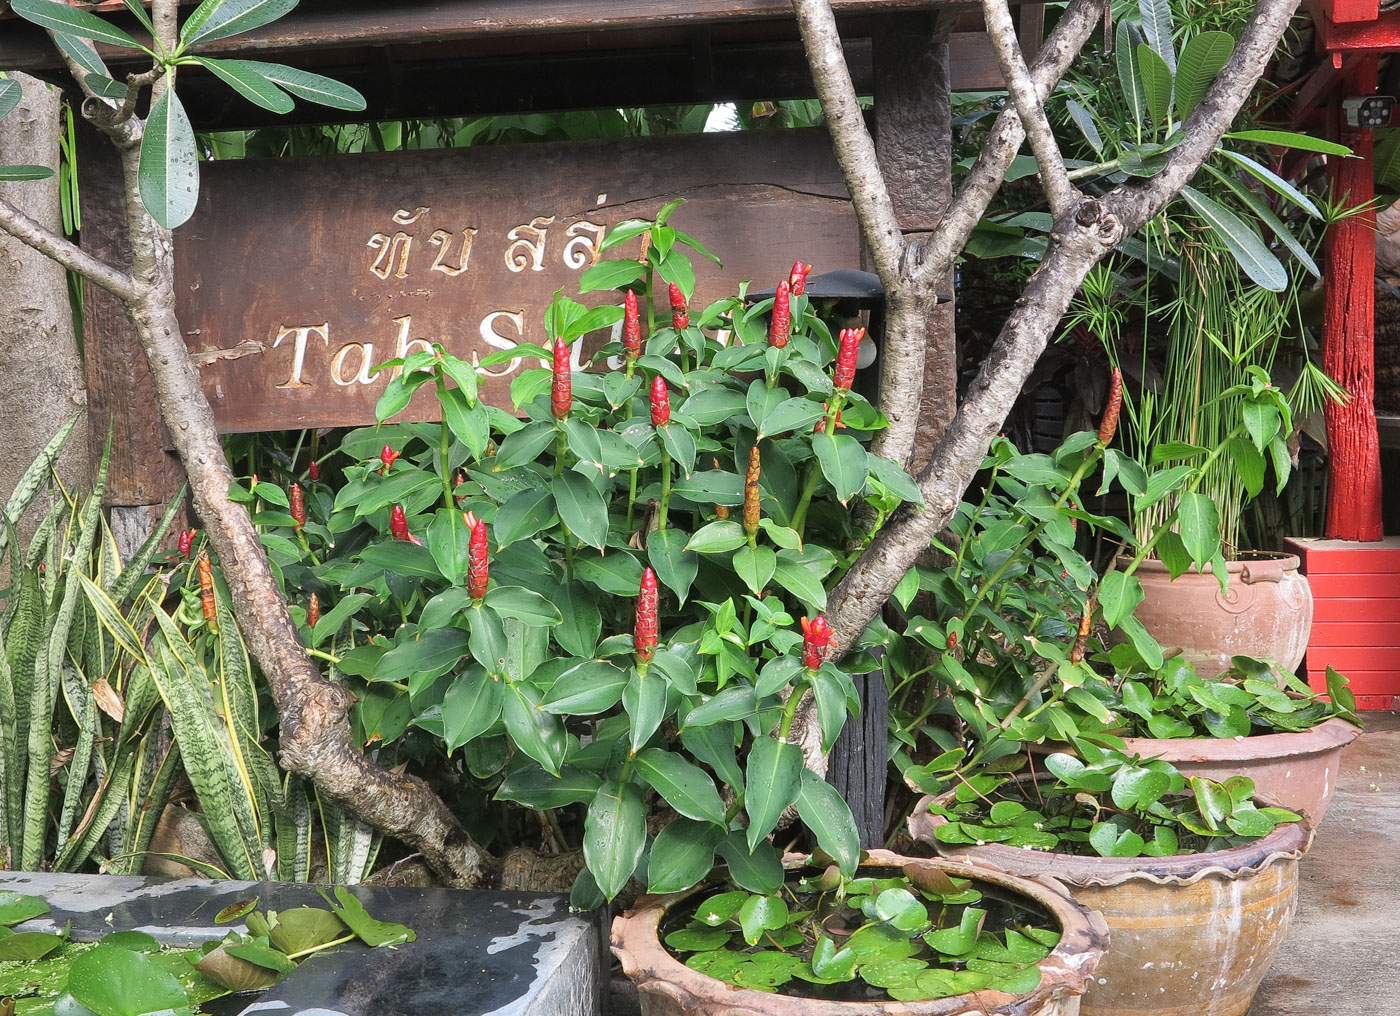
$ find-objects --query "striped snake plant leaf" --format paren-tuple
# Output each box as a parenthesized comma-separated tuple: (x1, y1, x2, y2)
(0, 414, 77, 564)
(54, 755, 135, 873)
(4, 567, 42, 852)
(146, 617, 260, 882)
(214, 594, 278, 868)
(21, 616, 58, 868)
(276, 775, 313, 883)
(112, 738, 182, 876)
(78, 573, 152, 670)
(55, 695, 99, 851)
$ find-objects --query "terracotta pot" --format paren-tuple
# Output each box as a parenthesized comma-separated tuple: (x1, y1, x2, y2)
(611, 851, 1109, 1016)
(1124, 553, 1312, 674)
(1118, 717, 1360, 824)
(909, 796, 1313, 1016)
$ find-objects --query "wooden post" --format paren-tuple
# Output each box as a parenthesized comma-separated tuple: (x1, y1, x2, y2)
(826, 654, 889, 848)
(874, 12, 958, 473)
(76, 121, 186, 555)
(1324, 55, 1384, 541)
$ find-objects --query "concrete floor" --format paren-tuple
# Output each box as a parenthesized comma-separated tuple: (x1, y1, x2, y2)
(1249, 711, 1400, 1015)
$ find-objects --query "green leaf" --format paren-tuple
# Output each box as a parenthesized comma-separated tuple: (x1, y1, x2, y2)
(0, 931, 62, 961)
(812, 432, 869, 504)
(11, 0, 146, 49)
(585, 779, 647, 900)
(540, 660, 628, 714)
(376, 626, 468, 682)
(1223, 130, 1351, 155)
(796, 768, 859, 876)
(648, 819, 724, 894)
(635, 748, 727, 826)
(552, 472, 609, 549)
(549, 581, 601, 656)
(1098, 571, 1143, 628)
(1116, 20, 1146, 123)
(0, 165, 54, 182)
(1137, 44, 1174, 127)
(732, 544, 777, 596)
(758, 398, 826, 438)
(442, 667, 504, 751)
(485, 586, 563, 626)
(427, 508, 470, 583)
(1228, 436, 1265, 498)
(503, 682, 566, 775)
(572, 549, 644, 595)
(317, 886, 416, 945)
(0, 79, 23, 123)
(493, 488, 557, 548)
(1173, 31, 1233, 120)
(738, 895, 789, 946)
(672, 470, 744, 506)
(686, 520, 747, 553)
(867, 453, 924, 505)
(715, 832, 784, 894)
(1138, 0, 1176, 72)
(1176, 491, 1220, 568)
(246, 61, 367, 110)
(648, 528, 698, 604)
(358, 540, 443, 580)
(1218, 148, 1320, 219)
(578, 258, 647, 293)
(182, 0, 298, 47)
(497, 764, 602, 809)
(772, 553, 827, 611)
(193, 57, 294, 113)
(624, 671, 668, 752)
(139, 89, 200, 229)
(1179, 185, 1288, 291)
(744, 737, 803, 851)
(67, 945, 188, 1016)
(0, 892, 49, 926)
(682, 686, 758, 728)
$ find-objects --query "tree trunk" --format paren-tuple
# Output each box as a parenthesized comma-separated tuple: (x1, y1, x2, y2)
(0, 72, 87, 537)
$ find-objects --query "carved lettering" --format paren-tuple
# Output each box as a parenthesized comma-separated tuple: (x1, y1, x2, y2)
(479, 310, 527, 376)
(393, 206, 430, 225)
(272, 323, 330, 388)
(331, 343, 378, 386)
(505, 216, 555, 273)
(429, 228, 477, 276)
(367, 231, 413, 279)
(563, 221, 606, 270)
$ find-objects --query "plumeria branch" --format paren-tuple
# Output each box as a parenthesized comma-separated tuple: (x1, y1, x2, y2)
(0, 199, 136, 301)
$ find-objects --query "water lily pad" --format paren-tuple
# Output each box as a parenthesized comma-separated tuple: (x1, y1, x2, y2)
(98, 932, 162, 953)
(317, 887, 415, 946)
(859, 958, 929, 989)
(0, 892, 49, 927)
(193, 943, 280, 992)
(67, 945, 188, 1016)
(0, 932, 63, 961)
(986, 964, 1043, 994)
(262, 907, 347, 954)
(664, 926, 731, 952)
(685, 948, 745, 980)
(693, 891, 747, 927)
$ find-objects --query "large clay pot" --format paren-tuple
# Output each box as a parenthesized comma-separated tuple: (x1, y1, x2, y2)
(910, 796, 1312, 1016)
(1118, 717, 1360, 824)
(611, 851, 1109, 1016)
(1125, 553, 1312, 674)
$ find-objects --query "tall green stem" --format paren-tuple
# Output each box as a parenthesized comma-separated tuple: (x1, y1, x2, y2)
(657, 442, 672, 531)
(436, 378, 454, 510)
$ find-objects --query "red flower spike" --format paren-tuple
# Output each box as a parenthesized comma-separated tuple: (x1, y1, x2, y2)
(380, 445, 400, 475)
(308, 461, 320, 482)
(946, 631, 959, 649)
(390, 504, 422, 546)
(178, 529, 194, 557)
(650, 376, 671, 426)
(768, 280, 791, 349)
(800, 615, 833, 671)
(464, 511, 489, 600)
(743, 445, 762, 535)
(623, 289, 643, 361)
(789, 262, 812, 296)
(551, 337, 572, 420)
(307, 593, 321, 629)
(290, 482, 306, 529)
(833, 327, 864, 392)
(1099, 367, 1123, 446)
(669, 283, 689, 331)
(635, 567, 659, 664)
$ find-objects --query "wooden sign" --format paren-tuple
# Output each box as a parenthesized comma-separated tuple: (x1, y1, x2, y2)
(175, 129, 857, 433)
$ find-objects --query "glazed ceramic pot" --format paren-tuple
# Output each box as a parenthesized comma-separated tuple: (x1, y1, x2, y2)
(1125, 553, 1312, 675)
(611, 851, 1109, 1016)
(910, 796, 1312, 1016)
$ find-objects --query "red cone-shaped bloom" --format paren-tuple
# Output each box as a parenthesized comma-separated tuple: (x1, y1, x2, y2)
(800, 615, 833, 671)
(768, 280, 791, 349)
(551, 337, 572, 419)
(650, 376, 671, 426)
(623, 289, 642, 361)
(635, 567, 659, 663)
(669, 283, 689, 331)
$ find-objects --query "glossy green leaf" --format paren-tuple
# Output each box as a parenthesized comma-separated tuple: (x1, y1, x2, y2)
(584, 779, 647, 900)
(1176, 491, 1220, 568)
(1179, 185, 1287, 291)
(812, 432, 868, 504)
(548, 581, 601, 656)
(732, 544, 776, 595)
(193, 56, 295, 112)
(648, 528, 698, 604)
(497, 764, 602, 809)
(182, 0, 298, 47)
(738, 895, 789, 946)
(1097, 570, 1144, 628)
(715, 832, 784, 894)
(442, 667, 504, 751)
(139, 89, 200, 229)
(317, 886, 416, 945)
(796, 768, 858, 876)
(12, 0, 146, 49)
(647, 819, 724, 894)
(1173, 31, 1233, 120)
(635, 748, 727, 826)
(744, 736, 803, 851)
(624, 671, 668, 752)
(552, 472, 609, 549)
(686, 520, 747, 553)
(485, 585, 563, 626)
(503, 682, 566, 775)
(67, 945, 188, 1016)
(541, 660, 627, 714)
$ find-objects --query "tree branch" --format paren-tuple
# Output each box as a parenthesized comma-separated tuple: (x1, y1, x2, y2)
(916, 0, 1103, 284)
(0, 199, 136, 302)
(982, 0, 1078, 219)
(790, 0, 906, 284)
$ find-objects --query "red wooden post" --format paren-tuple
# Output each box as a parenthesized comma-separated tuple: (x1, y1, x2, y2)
(1323, 54, 1385, 541)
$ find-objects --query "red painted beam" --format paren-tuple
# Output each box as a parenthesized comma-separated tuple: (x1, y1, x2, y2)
(1323, 56, 1385, 541)
(1329, 0, 1379, 23)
